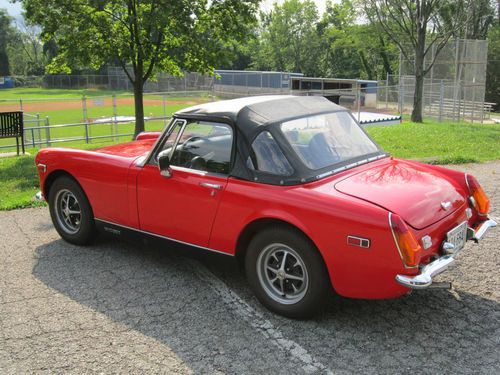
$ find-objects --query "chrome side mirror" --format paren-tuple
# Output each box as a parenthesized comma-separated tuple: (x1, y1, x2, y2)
(158, 154, 172, 178)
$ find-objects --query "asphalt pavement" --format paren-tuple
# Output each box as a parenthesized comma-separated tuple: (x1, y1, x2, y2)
(0, 161, 499, 374)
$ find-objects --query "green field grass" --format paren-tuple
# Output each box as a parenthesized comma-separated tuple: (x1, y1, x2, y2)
(1, 118, 499, 211)
(0, 87, 211, 150)
(0, 87, 212, 100)
(0, 87, 498, 210)
(0, 87, 130, 100)
(366, 120, 500, 164)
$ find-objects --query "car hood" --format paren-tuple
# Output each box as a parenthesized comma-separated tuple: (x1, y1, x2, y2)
(334, 159, 466, 229)
(94, 138, 156, 158)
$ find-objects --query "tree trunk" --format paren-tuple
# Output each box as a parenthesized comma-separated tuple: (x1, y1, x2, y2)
(133, 78, 145, 137)
(411, 27, 426, 123)
(411, 67, 424, 122)
(358, 50, 374, 80)
(378, 36, 393, 76)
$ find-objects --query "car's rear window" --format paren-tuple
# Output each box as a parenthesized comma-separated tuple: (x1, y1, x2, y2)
(281, 111, 379, 170)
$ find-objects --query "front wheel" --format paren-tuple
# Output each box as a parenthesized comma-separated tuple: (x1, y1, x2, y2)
(245, 227, 330, 318)
(48, 176, 96, 245)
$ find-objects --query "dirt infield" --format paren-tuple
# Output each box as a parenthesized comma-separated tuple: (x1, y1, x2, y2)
(0, 98, 207, 113)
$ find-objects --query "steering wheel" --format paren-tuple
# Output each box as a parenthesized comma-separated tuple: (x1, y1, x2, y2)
(180, 136, 213, 152)
(175, 136, 210, 165)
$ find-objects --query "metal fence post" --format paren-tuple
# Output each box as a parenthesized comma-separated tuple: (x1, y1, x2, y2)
(439, 80, 444, 123)
(112, 93, 118, 141)
(85, 122, 90, 143)
(163, 94, 167, 128)
(400, 79, 405, 115)
(357, 85, 361, 122)
(31, 128, 35, 148)
(82, 95, 91, 143)
(36, 113, 41, 145)
(44, 117, 51, 147)
(385, 73, 389, 109)
(82, 95, 88, 123)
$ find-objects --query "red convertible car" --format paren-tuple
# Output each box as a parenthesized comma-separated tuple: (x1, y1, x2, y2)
(35, 95, 496, 318)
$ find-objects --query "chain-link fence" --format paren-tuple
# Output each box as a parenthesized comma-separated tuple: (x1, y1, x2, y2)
(394, 38, 490, 122)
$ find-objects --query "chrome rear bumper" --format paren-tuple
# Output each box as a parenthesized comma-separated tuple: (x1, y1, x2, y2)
(396, 218, 497, 289)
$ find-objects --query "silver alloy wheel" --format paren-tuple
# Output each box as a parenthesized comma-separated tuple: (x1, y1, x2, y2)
(54, 189, 82, 235)
(256, 243, 309, 305)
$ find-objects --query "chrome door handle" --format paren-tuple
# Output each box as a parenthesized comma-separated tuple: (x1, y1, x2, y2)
(199, 182, 222, 190)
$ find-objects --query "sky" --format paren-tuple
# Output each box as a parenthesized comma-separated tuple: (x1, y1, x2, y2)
(1, 0, 330, 20)
(262, 0, 328, 16)
(0, 0, 22, 19)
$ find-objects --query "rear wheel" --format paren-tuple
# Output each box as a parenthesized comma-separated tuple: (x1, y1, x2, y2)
(48, 176, 96, 245)
(245, 227, 329, 318)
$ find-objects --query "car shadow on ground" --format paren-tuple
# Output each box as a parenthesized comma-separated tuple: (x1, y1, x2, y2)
(32, 235, 500, 373)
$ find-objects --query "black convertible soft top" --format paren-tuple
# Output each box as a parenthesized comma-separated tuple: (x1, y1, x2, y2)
(174, 95, 386, 185)
(176, 95, 344, 137)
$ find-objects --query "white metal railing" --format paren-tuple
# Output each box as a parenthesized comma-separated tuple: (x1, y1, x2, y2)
(0, 116, 171, 151)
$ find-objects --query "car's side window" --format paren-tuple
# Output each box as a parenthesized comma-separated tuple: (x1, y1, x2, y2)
(167, 121, 233, 175)
(247, 131, 294, 176)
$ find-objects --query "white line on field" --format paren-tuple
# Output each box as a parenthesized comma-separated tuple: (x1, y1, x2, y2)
(190, 260, 333, 375)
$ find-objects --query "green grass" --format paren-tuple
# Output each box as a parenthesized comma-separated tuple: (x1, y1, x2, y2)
(366, 119, 500, 164)
(0, 139, 122, 210)
(1, 107, 499, 210)
(0, 87, 212, 100)
(0, 154, 43, 210)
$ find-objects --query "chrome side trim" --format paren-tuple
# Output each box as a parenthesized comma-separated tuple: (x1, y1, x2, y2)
(470, 219, 497, 241)
(94, 218, 234, 257)
(37, 163, 47, 173)
(396, 256, 456, 289)
(397, 218, 496, 289)
(314, 154, 388, 180)
(464, 173, 471, 193)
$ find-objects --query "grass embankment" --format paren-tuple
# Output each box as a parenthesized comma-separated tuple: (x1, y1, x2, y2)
(0, 118, 498, 211)
(366, 119, 500, 164)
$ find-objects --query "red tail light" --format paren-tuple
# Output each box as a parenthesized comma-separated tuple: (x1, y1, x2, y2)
(389, 213, 422, 268)
(466, 175, 490, 216)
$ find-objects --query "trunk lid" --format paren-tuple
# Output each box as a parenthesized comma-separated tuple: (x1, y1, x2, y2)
(334, 159, 466, 229)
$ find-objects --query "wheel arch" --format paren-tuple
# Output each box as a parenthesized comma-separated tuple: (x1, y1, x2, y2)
(235, 217, 325, 269)
(44, 169, 82, 202)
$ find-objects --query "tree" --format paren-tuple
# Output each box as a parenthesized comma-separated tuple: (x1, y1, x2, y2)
(7, 19, 45, 75)
(23, 0, 259, 136)
(439, 0, 495, 39)
(317, 0, 398, 80)
(486, 24, 500, 110)
(251, 0, 321, 76)
(364, 0, 470, 122)
(0, 9, 15, 76)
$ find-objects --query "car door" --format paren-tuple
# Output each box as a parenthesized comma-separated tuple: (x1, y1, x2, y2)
(136, 119, 234, 248)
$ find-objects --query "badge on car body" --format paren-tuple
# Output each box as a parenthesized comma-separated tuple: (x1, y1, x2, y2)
(441, 201, 452, 211)
(421, 235, 432, 249)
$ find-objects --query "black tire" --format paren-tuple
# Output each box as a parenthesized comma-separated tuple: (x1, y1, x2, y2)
(48, 176, 96, 245)
(245, 226, 330, 318)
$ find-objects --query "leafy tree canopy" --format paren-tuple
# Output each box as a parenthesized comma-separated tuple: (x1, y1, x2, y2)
(22, 0, 259, 135)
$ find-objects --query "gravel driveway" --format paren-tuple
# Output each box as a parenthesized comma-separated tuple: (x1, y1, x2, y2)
(1, 162, 499, 374)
